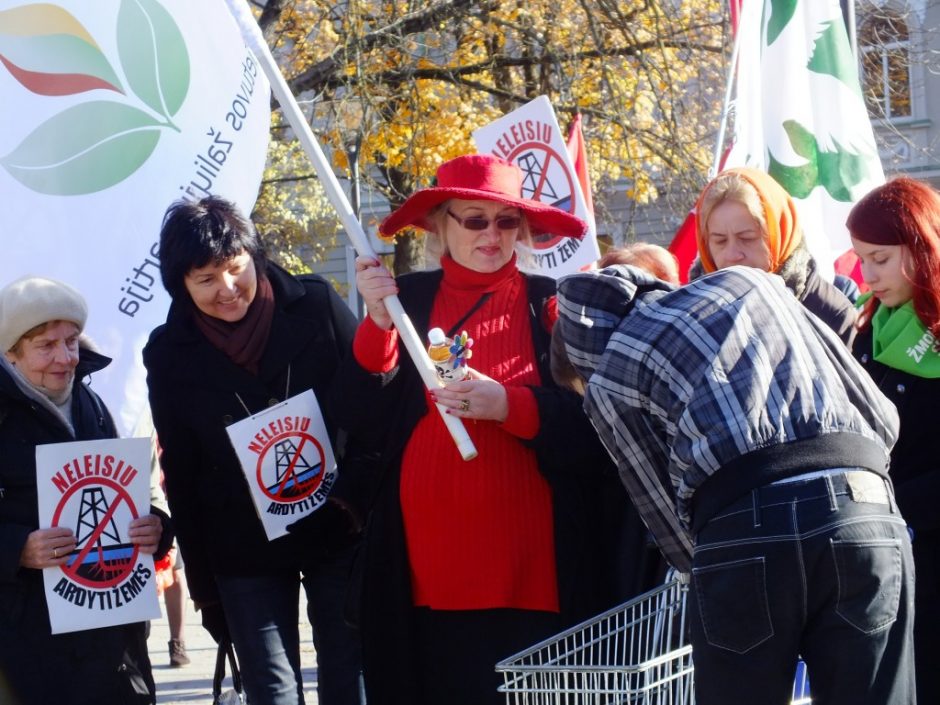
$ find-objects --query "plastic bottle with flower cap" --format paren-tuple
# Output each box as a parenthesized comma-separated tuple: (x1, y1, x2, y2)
(427, 327, 472, 382)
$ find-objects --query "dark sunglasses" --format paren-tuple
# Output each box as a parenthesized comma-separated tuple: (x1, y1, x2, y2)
(447, 209, 522, 231)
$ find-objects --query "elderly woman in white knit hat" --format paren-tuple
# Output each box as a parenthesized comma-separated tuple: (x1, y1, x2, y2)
(0, 276, 170, 705)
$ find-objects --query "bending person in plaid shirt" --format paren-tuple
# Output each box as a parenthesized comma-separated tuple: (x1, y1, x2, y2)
(553, 264, 916, 705)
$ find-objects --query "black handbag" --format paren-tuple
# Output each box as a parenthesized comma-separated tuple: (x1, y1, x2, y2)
(212, 638, 245, 705)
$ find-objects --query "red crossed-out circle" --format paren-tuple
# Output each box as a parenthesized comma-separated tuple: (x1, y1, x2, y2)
(52, 476, 139, 589)
(505, 141, 577, 250)
(255, 430, 326, 502)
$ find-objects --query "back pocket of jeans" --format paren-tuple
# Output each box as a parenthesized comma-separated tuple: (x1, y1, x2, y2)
(692, 556, 773, 654)
(831, 538, 901, 634)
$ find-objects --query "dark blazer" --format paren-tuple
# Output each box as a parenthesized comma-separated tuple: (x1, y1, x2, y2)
(0, 348, 166, 705)
(143, 263, 361, 606)
(333, 269, 618, 705)
(796, 259, 857, 346)
(854, 323, 940, 700)
(854, 325, 940, 532)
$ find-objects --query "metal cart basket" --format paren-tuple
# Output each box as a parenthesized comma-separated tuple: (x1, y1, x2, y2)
(497, 578, 693, 704)
(497, 577, 812, 705)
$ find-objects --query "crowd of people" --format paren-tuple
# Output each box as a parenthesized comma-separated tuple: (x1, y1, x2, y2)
(1, 153, 937, 705)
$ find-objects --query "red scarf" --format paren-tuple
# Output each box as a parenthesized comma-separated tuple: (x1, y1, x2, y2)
(192, 273, 275, 374)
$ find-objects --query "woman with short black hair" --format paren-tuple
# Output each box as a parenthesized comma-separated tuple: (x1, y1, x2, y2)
(144, 196, 365, 705)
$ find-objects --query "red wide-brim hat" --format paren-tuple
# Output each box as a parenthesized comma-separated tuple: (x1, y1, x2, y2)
(379, 153, 587, 239)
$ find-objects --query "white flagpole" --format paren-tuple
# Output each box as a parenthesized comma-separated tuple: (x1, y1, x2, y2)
(223, 0, 477, 461)
(711, 3, 745, 177)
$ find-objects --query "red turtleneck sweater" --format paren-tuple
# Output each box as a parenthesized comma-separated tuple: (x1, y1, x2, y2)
(353, 255, 559, 612)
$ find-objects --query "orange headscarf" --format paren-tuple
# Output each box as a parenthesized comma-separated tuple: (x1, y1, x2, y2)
(695, 167, 802, 274)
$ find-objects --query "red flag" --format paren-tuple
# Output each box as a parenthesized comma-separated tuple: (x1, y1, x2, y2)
(834, 248, 869, 294)
(670, 141, 735, 284)
(566, 113, 594, 218)
(729, 0, 742, 33)
(668, 211, 698, 284)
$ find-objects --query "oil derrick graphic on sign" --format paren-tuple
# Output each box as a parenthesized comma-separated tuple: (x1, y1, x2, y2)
(267, 437, 322, 499)
(517, 151, 574, 212)
(517, 151, 572, 247)
(70, 487, 135, 581)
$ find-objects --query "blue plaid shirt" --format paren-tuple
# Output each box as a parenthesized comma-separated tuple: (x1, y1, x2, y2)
(556, 265, 899, 572)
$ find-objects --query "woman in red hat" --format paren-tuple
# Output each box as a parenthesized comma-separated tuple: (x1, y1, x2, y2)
(334, 154, 617, 704)
(848, 176, 940, 704)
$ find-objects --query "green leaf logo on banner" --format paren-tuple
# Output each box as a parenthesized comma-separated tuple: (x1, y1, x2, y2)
(768, 120, 871, 202)
(0, 5, 123, 95)
(766, 0, 798, 47)
(1, 1, 191, 195)
(117, 0, 190, 122)
(807, 20, 862, 96)
(1, 102, 162, 195)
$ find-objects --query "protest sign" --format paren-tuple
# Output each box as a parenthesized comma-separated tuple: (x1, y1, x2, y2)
(225, 389, 337, 540)
(474, 95, 600, 277)
(37, 436, 159, 634)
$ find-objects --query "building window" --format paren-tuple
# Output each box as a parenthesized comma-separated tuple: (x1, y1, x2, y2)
(859, 10, 912, 119)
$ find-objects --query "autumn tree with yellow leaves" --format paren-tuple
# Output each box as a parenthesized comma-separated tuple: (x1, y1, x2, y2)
(250, 0, 728, 273)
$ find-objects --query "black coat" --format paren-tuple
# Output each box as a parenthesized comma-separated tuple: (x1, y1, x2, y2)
(143, 263, 362, 606)
(791, 257, 857, 346)
(854, 323, 940, 699)
(333, 269, 620, 704)
(854, 326, 940, 533)
(0, 348, 165, 705)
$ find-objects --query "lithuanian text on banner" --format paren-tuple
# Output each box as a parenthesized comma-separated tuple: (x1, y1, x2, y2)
(0, 0, 270, 433)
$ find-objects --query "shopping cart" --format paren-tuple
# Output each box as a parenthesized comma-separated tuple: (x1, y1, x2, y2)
(497, 576, 812, 704)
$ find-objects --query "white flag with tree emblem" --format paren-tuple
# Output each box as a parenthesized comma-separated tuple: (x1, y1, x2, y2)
(0, 0, 270, 433)
(726, 0, 884, 281)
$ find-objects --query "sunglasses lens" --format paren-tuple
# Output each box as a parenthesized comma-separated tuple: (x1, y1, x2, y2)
(448, 210, 521, 230)
(462, 217, 489, 230)
(495, 217, 521, 230)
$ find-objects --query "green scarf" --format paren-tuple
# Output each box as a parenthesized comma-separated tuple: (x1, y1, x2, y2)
(859, 293, 940, 378)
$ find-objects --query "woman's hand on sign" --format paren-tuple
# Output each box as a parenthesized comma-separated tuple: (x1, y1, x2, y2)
(128, 514, 163, 555)
(20, 527, 76, 569)
(355, 256, 398, 330)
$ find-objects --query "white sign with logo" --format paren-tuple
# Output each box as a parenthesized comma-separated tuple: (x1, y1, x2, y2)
(0, 0, 271, 434)
(473, 95, 600, 277)
(36, 437, 159, 634)
(225, 390, 337, 540)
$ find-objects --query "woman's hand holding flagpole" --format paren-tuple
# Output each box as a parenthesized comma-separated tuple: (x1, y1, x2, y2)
(223, 0, 477, 461)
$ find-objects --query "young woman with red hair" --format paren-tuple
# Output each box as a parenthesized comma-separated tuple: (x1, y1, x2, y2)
(848, 176, 940, 704)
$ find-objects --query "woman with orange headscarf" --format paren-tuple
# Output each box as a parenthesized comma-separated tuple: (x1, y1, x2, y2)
(691, 167, 857, 344)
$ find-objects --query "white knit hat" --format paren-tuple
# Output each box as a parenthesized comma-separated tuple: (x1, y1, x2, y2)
(0, 276, 88, 352)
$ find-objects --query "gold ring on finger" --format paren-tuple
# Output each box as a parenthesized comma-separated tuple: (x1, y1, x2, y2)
(53, 548, 58, 559)
(460, 399, 471, 412)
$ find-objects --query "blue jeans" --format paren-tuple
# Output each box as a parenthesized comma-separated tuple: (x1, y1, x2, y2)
(690, 470, 915, 705)
(216, 550, 362, 705)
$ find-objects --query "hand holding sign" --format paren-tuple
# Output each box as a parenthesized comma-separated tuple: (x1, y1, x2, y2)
(20, 527, 77, 570)
(127, 514, 163, 555)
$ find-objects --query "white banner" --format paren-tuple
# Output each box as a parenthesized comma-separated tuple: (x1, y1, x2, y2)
(0, 0, 271, 433)
(726, 0, 884, 279)
(225, 390, 337, 540)
(473, 96, 600, 277)
(37, 437, 159, 634)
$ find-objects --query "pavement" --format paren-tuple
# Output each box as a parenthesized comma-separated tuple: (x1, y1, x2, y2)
(147, 594, 320, 704)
